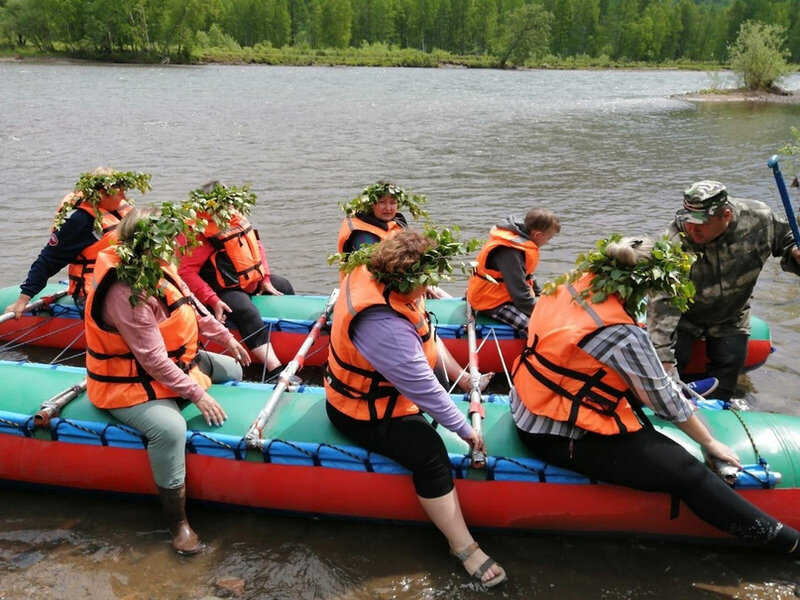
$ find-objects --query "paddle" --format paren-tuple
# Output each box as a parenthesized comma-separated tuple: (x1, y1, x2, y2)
(244, 288, 339, 448)
(0, 289, 69, 325)
(33, 378, 87, 428)
(465, 302, 486, 468)
(768, 154, 800, 246)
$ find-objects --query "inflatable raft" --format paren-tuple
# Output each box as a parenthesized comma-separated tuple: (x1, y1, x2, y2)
(0, 284, 774, 375)
(2, 360, 798, 544)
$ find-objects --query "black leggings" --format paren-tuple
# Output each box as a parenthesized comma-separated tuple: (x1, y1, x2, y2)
(217, 274, 295, 350)
(516, 426, 799, 551)
(326, 402, 454, 499)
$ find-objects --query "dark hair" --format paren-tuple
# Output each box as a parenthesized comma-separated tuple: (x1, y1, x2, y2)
(199, 180, 222, 194)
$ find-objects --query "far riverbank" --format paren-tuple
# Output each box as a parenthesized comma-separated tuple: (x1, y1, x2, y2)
(0, 47, 768, 72)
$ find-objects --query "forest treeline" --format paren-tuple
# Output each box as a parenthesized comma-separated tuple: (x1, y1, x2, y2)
(1, 0, 799, 66)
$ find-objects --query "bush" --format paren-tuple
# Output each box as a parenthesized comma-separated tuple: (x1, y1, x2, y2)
(779, 126, 800, 181)
(196, 24, 241, 51)
(728, 20, 790, 91)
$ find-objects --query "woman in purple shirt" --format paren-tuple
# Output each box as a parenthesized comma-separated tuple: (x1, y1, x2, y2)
(325, 230, 506, 588)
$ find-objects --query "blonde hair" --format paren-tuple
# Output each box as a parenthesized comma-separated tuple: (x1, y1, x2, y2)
(603, 237, 656, 267)
(88, 166, 116, 177)
(116, 207, 156, 243)
(369, 230, 435, 275)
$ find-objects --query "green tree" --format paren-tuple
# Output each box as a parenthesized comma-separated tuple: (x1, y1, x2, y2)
(351, 0, 393, 45)
(288, 0, 311, 45)
(602, 0, 641, 59)
(311, 0, 352, 48)
(493, 2, 553, 67)
(728, 19, 791, 91)
(2, 0, 62, 50)
(156, 0, 221, 56)
(543, 0, 573, 56)
(82, 0, 137, 54)
(269, 0, 291, 46)
(569, 0, 601, 56)
(466, 0, 497, 54)
(196, 22, 240, 49)
(225, 0, 266, 46)
(786, 0, 800, 62)
(639, 1, 682, 61)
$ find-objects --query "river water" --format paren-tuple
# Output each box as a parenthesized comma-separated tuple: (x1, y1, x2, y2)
(1, 62, 799, 599)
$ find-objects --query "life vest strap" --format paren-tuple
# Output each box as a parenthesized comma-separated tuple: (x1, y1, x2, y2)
(329, 342, 388, 381)
(86, 370, 148, 384)
(165, 295, 192, 313)
(87, 344, 187, 362)
(519, 335, 631, 432)
(208, 224, 253, 248)
(523, 335, 625, 397)
(324, 362, 395, 402)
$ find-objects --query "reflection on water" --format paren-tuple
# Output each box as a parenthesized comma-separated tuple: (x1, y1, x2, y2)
(1, 64, 800, 599)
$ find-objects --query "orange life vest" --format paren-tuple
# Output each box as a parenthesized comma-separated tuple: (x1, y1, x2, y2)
(336, 215, 403, 254)
(52, 192, 132, 301)
(201, 212, 265, 292)
(325, 265, 438, 422)
(84, 248, 211, 410)
(336, 215, 403, 284)
(511, 272, 644, 435)
(466, 226, 539, 311)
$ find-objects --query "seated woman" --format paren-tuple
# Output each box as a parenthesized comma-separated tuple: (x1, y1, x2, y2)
(336, 181, 492, 393)
(84, 207, 252, 556)
(5, 166, 150, 316)
(179, 182, 294, 373)
(325, 230, 506, 587)
(511, 235, 799, 553)
(337, 180, 423, 258)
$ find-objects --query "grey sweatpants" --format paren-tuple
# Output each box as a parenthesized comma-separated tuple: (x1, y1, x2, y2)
(109, 351, 241, 488)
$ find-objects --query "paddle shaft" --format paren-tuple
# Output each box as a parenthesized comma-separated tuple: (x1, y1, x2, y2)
(33, 378, 87, 428)
(0, 289, 69, 325)
(245, 289, 340, 448)
(465, 303, 486, 468)
(768, 155, 800, 246)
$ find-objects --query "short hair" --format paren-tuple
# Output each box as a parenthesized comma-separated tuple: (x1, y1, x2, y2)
(604, 236, 655, 267)
(88, 166, 115, 177)
(369, 230, 435, 275)
(199, 180, 222, 194)
(524, 208, 561, 234)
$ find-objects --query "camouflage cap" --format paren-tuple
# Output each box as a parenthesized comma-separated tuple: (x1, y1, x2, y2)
(681, 180, 728, 224)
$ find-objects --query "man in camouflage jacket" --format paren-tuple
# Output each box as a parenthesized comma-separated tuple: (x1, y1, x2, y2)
(647, 180, 800, 401)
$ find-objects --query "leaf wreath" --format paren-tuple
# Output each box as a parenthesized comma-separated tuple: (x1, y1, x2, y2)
(114, 202, 201, 306)
(329, 224, 481, 295)
(183, 183, 257, 230)
(53, 171, 152, 232)
(339, 182, 429, 221)
(542, 234, 697, 315)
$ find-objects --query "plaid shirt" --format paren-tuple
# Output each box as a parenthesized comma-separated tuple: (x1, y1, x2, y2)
(511, 323, 694, 438)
